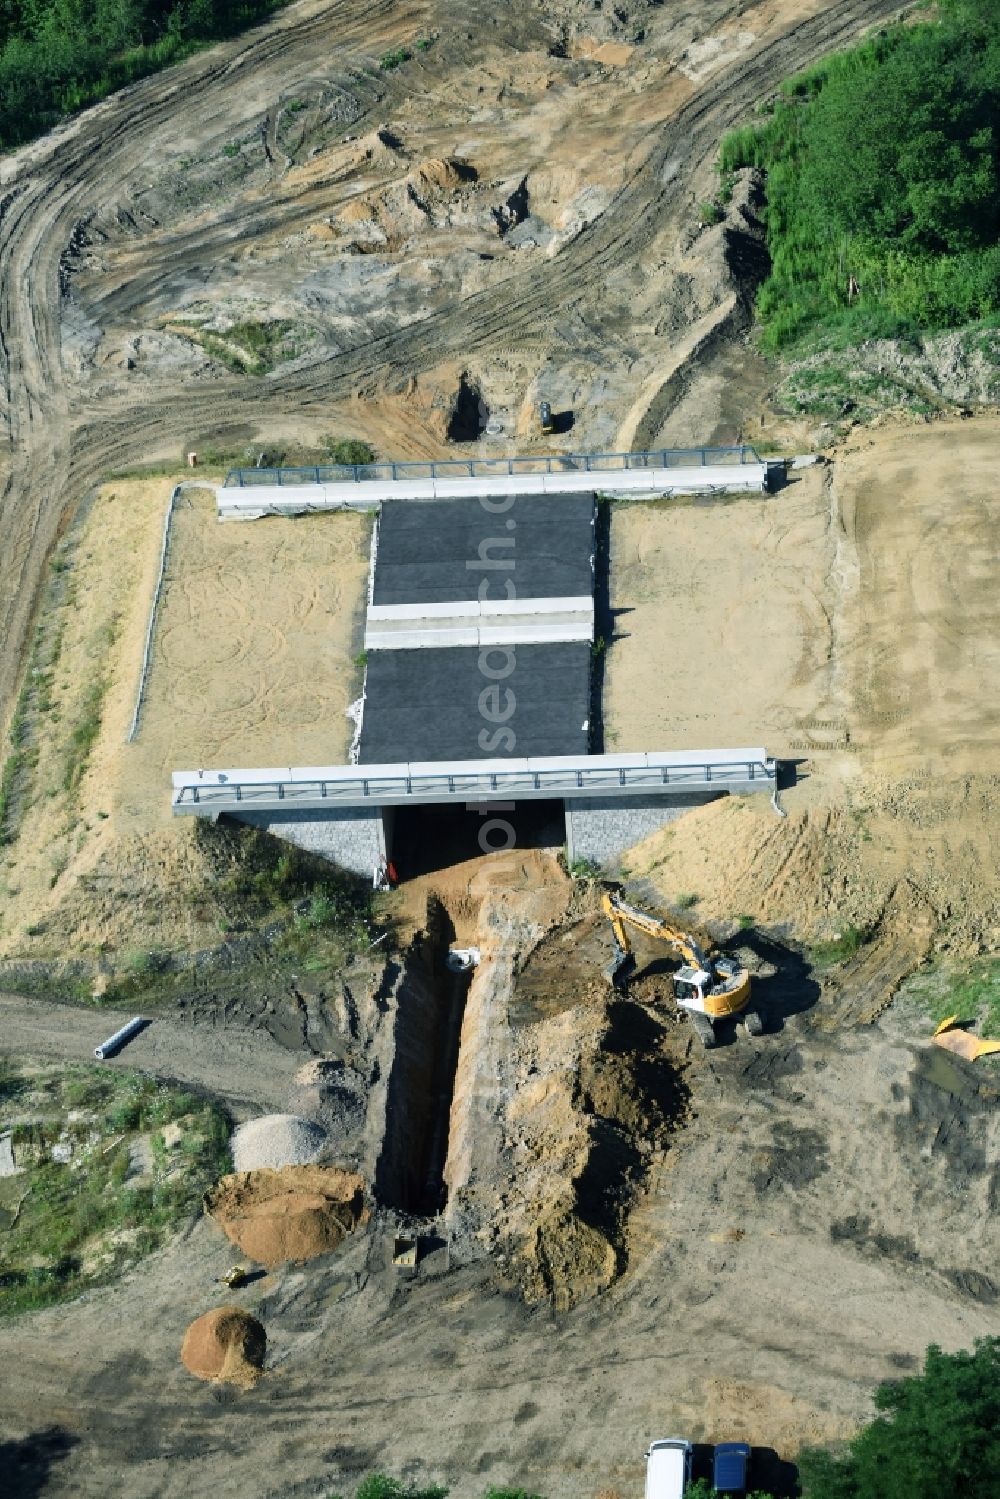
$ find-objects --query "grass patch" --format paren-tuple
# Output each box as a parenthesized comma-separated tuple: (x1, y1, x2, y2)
(0, 0, 292, 154)
(811, 923, 866, 968)
(904, 955, 1000, 1039)
(0, 534, 81, 842)
(776, 359, 919, 419)
(379, 47, 412, 70)
(165, 318, 310, 375)
(322, 436, 376, 466)
(61, 614, 119, 795)
(0, 1064, 230, 1316)
(194, 821, 373, 948)
(675, 892, 699, 911)
(0, 679, 33, 846)
(62, 679, 105, 792)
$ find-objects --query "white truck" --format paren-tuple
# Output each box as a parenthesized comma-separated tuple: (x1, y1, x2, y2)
(645, 1438, 693, 1499)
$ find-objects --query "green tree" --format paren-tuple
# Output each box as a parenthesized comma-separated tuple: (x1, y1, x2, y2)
(798, 1339, 1000, 1499)
(719, 5, 1000, 348)
(354, 1477, 448, 1499)
(686, 1480, 775, 1499)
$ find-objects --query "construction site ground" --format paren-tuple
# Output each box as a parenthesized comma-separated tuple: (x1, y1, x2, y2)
(1, 0, 999, 1493)
(1, 924, 998, 1499)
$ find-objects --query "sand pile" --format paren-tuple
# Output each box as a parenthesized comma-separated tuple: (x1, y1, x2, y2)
(205, 1165, 366, 1269)
(231, 1114, 327, 1172)
(181, 1307, 266, 1389)
(408, 157, 477, 195)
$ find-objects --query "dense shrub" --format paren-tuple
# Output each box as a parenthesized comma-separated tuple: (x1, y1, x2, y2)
(799, 1339, 1000, 1499)
(0, 0, 286, 149)
(721, 0, 1000, 349)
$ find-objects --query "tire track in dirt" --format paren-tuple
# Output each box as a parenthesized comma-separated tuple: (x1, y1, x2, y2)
(0, 0, 901, 739)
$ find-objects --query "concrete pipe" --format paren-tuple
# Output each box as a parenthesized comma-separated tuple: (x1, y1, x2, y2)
(94, 1016, 147, 1060)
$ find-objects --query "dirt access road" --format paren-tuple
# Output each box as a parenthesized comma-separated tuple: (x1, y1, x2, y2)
(0, 0, 903, 744)
(0, 991, 304, 1116)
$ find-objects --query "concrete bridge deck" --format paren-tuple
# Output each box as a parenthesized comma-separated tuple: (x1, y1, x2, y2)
(171, 749, 775, 815)
(216, 464, 769, 520)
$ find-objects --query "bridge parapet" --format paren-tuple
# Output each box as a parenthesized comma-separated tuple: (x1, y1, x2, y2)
(172, 750, 775, 816)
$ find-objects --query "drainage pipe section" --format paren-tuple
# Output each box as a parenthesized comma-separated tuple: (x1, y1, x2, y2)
(95, 1016, 147, 1060)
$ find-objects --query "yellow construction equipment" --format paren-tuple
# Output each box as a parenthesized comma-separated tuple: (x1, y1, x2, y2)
(218, 1264, 251, 1289)
(932, 1015, 1000, 1062)
(601, 890, 761, 1047)
(539, 400, 554, 435)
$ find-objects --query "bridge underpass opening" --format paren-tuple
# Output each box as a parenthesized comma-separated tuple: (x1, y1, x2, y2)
(386, 799, 566, 880)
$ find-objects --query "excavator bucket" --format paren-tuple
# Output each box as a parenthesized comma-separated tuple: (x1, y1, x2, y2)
(604, 952, 635, 989)
(931, 1016, 1000, 1062)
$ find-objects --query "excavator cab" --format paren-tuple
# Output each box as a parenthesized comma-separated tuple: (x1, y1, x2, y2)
(673, 966, 712, 1006)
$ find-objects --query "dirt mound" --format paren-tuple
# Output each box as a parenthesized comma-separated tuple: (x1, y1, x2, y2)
(231, 1114, 326, 1172)
(407, 157, 477, 195)
(205, 1165, 367, 1268)
(519, 1201, 619, 1311)
(181, 1307, 266, 1389)
(339, 195, 377, 224)
(495, 905, 691, 1308)
(625, 799, 883, 943)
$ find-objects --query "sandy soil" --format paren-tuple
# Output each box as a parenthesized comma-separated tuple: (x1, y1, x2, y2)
(132, 488, 369, 812)
(2, 0, 998, 1492)
(606, 416, 1000, 772)
(604, 418, 1000, 953)
(0, 903, 996, 1499)
(830, 420, 1000, 775)
(604, 473, 832, 755)
(0, 478, 367, 956)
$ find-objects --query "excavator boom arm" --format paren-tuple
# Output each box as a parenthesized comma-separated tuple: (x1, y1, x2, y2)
(601, 891, 707, 968)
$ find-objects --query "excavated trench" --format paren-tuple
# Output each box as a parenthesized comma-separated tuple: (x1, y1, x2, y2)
(446, 372, 489, 441)
(374, 899, 472, 1216)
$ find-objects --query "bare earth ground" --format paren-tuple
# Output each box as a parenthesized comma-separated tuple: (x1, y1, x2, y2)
(607, 417, 1000, 954)
(134, 490, 369, 815)
(606, 417, 1000, 775)
(0, 481, 367, 956)
(0, 924, 997, 1499)
(0, 0, 903, 741)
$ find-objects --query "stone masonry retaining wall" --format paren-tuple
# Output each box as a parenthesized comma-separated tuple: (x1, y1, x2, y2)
(227, 807, 385, 877)
(564, 793, 722, 869)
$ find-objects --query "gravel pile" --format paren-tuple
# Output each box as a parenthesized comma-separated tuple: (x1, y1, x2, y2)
(231, 1114, 326, 1172)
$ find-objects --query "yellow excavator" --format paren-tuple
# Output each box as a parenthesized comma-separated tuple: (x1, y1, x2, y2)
(601, 890, 761, 1047)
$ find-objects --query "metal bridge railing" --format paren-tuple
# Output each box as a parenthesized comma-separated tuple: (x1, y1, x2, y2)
(223, 445, 763, 489)
(172, 755, 775, 812)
